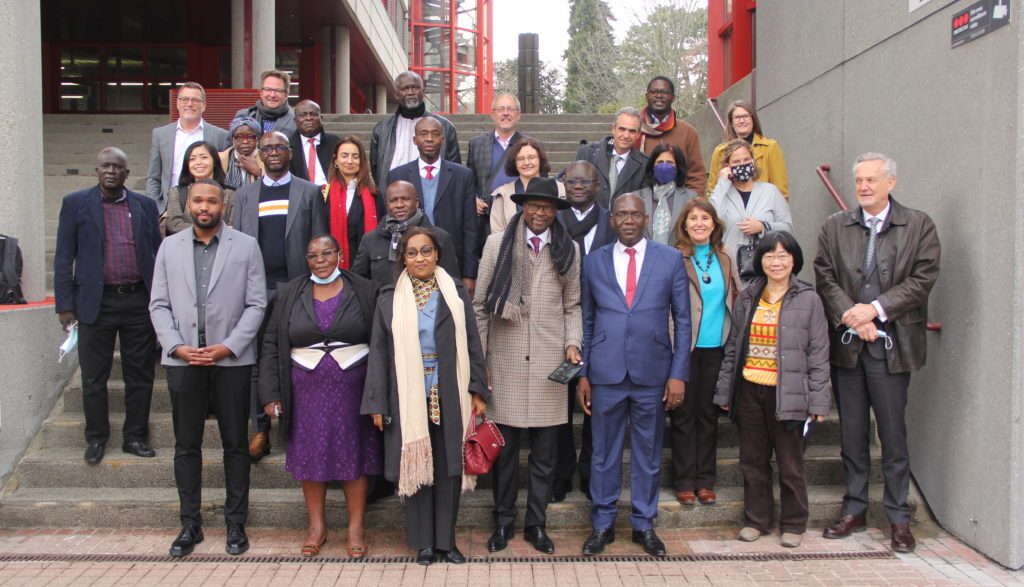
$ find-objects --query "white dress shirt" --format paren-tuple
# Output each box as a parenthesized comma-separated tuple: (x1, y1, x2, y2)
(343, 179, 357, 214)
(572, 204, 598, 253)
(302, 133, 328, 186)
(418, 157, 441, 180)
(613, 238, 648, 296)
(495, 131, 513, 150)
(525, 228, 550, 254)
(862, 203, 892, 322)
(172, 120, 205, 187)
(262, 171, 293, 187)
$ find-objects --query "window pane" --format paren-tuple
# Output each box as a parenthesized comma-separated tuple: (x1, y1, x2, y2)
(150, 82, 177, 112)
(149, 46, 187, 78)
(60, 47, 99, 77)
(421, 71, 449, 112)
(105, 47, 144, 78)
(455, 74, 475, 113)
(457, 3, 476, 30)
(416, 26, 450, 68)
(105, 82, 145, 111)
(276, 50, 300, 104)
(456, 29, 477, 71)
(421, 0, 450, 23)
(60, 80, 99, 111)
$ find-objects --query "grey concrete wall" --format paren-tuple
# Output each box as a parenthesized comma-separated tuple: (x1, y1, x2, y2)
(755, 0, 1023, 568)
(0, 306, 77, 487)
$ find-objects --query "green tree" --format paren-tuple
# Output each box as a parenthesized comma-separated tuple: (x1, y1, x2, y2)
(617, 1, 708, 118)
(493, 58, 566, 114)
(563, 0, 619, 113)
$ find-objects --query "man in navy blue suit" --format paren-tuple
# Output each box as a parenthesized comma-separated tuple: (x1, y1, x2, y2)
(577, 193, 691, 557)
(54, 147, 162, 465)
(384, 117, 478, 295)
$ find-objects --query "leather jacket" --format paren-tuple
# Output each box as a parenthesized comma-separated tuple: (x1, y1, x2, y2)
(813, 197, 941, 373)
(370, 111, 461, 189)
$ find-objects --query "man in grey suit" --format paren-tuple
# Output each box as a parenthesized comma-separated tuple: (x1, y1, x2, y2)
(233, 130, 329, 460)
(574, 107, 648, 210)
(146, 82, 230, 210)
(149, 179, 267, 558)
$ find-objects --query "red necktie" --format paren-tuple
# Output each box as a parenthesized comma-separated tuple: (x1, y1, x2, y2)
(425, 165, 435, 180)
(530, 236, 541, 256)
(307, 138, 317, 181)
(625, 247, 637, 307)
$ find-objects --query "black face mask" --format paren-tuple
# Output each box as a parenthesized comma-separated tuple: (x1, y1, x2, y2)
(730, 162, 754, 183)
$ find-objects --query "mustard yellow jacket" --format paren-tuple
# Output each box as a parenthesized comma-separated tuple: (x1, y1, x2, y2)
(707, 134, 789, 199)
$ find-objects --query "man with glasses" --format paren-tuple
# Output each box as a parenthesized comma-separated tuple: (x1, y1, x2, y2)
(473, 178, 582, 555)
(551, 160, 618, 502)
(467, 94, 526, 252)
(287, 100, 338, 187)
(577, 194, 691, 557)
(235, 70, 296, 137)
(147, 81, 230, 210)
(234, 131, 328, 461)
(575, 107, 648, 209)
(370, 71, 461, 190)
(638, 76, 706, 194)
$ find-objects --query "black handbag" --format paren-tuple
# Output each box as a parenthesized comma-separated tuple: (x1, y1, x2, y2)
(736, 235, 759, 281)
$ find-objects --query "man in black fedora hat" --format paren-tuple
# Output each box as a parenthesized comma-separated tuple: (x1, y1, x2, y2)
(472, 177, 582, 555)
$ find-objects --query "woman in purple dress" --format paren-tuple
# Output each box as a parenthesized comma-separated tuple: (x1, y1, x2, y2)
(259, 235, 382, 558)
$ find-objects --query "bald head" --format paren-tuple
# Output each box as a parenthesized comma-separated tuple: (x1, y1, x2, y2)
(413, 117, 444, 162)
(295, 99, 324, 137)
(386, 180, 419, 221)
(96, 147, 129, 196)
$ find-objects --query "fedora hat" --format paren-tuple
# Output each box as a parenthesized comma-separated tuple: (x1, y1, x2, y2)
(510, 178, 571, 210)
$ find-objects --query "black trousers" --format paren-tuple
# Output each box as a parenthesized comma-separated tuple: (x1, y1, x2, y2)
(737, 380, 809, 534)
(554, 378, 593, 489)
(167, 365, 252, 527)
(669, 347, 724, 491)
(250, 289, 277, 434)
(492, 423, 559, 528)
(833, 352, 912, 523)
(405, 418, 461, 550)
(77, 288, 157, 445)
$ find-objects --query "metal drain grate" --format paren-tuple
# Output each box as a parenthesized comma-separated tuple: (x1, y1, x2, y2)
(0, 551, 894, 564)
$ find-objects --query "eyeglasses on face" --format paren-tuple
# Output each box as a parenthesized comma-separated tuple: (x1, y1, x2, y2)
(305, 249, 338, 261)
(732, 114, 753, 121)
(233, 134, 258, 143)
(494, 106, 520, 114)
(404, 246, 435, 259)
(647, 89, 673, 96)
(177, 96, 204, 104)
(762, 253, 792, 264)
(261, 87, 288, 95)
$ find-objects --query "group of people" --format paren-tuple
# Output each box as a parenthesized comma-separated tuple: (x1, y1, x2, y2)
(52, 70, 940, 563)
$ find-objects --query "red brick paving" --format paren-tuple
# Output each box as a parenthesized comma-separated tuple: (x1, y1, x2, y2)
(0, 524, 1021, 585)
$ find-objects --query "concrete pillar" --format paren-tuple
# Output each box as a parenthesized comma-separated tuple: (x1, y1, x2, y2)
(251, 0, 276, 88)
(320, 26, 332, 112)
(335, 27, 351, 115)
(375, 85, 388, 114)
(230, 0, 245, 88)
(0, 0, 43, 300)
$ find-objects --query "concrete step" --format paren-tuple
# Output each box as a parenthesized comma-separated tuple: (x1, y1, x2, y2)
(14, 444, 880, 491)
(0, 484, 910, 530)
(323, 114, 615, 124)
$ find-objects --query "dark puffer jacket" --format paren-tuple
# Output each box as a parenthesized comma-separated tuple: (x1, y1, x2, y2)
(714, 275, 831, 421)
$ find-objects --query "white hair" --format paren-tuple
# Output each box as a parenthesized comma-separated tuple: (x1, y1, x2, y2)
(616, 106, 642, 121)
(853, 152, 897, 178)
(492, 93, 521, 110)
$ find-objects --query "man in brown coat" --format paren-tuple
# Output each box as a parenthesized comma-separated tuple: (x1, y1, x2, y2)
(813, 153, 941, 554)
(473, 178, 582, 555)
(638, 76, 707, 195)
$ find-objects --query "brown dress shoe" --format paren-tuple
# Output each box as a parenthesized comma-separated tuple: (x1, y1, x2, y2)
(823, 514, 867, 539)
(890, 523, 916, 553)
(696, 488, 717, 504)
(676, 490, 696, 505)
(248, 432, 270, 461)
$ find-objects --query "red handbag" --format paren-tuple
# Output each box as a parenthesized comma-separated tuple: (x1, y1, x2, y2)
(464, 409, 505, 475)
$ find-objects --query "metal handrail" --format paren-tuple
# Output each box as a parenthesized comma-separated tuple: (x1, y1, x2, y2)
(707, 98, 726, 131)
(815, 164, 940, 332)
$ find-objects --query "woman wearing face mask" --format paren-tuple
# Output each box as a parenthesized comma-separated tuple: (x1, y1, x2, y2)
(707, 101, 789, 199)
(164, 141, 236, 235)
(633, 143, 698, 245)
(709, 139, 793, 285)
(259, 235, 382, 558)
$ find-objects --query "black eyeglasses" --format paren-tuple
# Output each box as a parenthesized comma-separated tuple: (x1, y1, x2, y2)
(304, 249, 338, 261)
(404, 246, 435, 259)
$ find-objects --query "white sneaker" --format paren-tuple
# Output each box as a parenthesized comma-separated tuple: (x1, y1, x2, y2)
(780, 532, 802, 548)
(738, 527, 762, 542)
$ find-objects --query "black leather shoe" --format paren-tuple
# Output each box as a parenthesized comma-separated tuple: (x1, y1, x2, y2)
(632, 529, 667, 557)
(549, 479, 571, 503)
(169, 525, 203, 558)
(84, 442, 105, 465)
(524, 526, 555, 554)
(225, 523, 249, 555)
(487, 524, 513, 552)
(441, 545, 466, 564)
(823, 514, 867, 539)
(416, 547, 436, 565)
(582, 528, 615, 555)
(122, 441, 156, 458)
(891, 523, 916, 553)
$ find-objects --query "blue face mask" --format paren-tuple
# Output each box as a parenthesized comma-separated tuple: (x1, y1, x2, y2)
(841, 327, 894, 350)
(310, 267, 341, 285)
(652, 162, 676, 185)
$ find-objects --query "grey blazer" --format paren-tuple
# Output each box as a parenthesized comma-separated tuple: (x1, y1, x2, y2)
(233, 176, 330, 282)
(709, 179, 793, 262)
(634, 185, 698, 246)
(149, 225, 267, 366)
(146, 121, 231, 209)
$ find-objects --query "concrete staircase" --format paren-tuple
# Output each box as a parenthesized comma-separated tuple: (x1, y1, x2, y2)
(0, 352, 912, 529)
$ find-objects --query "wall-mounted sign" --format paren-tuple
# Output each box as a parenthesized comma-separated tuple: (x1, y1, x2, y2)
(910, 0, 934, 12)
(951, 0, 1011, 48)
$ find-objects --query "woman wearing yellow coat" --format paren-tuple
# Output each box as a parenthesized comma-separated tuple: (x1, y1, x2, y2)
(707, 100, 789, 199)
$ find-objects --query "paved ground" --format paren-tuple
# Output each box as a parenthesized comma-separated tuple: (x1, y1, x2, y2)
(0, 523, 1020, 585)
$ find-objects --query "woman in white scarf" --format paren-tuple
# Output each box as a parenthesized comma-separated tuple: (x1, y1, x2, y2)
(361, 226, 489, 566)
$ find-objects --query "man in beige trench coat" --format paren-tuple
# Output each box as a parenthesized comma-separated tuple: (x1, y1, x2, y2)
(473, 178, 582, 556)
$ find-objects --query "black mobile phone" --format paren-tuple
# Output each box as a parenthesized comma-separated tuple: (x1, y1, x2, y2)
(548, 359, 584, 384)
